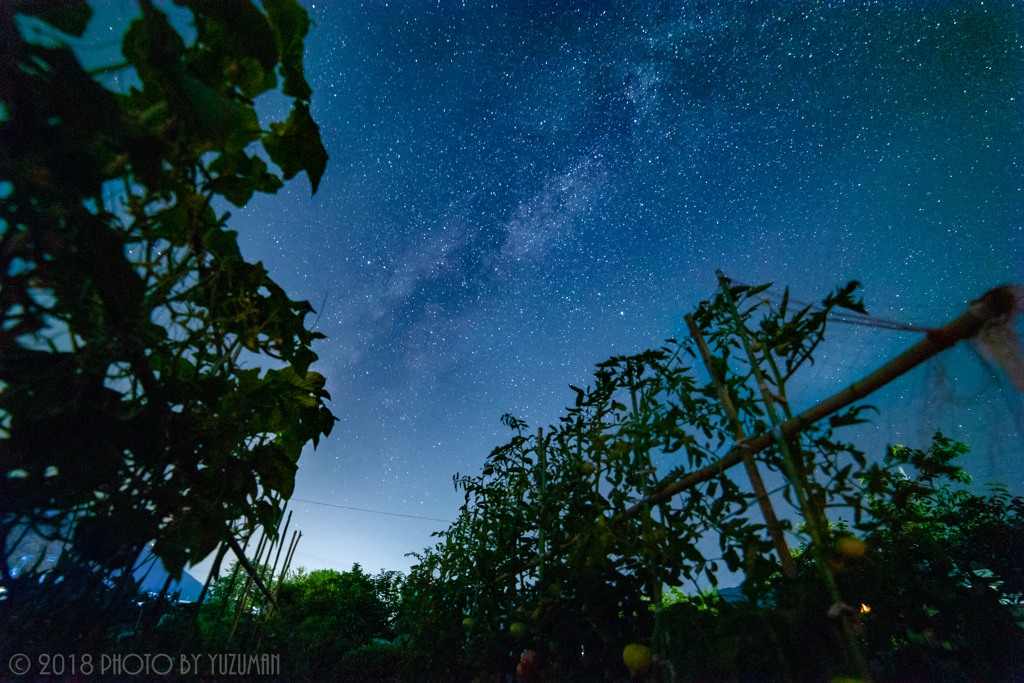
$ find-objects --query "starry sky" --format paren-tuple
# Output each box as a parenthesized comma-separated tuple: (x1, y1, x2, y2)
(80, 1, 1023, 579)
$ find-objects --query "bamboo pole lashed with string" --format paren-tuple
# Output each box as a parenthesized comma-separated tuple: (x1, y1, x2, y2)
(717, 270, 872, 682)
(624, 282, 1021, 518)
(684, 313, 797, 579)
(502, 283, 1021, 579)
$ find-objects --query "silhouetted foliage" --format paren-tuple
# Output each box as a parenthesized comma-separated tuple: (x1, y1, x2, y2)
(396, 283, 1024, 682)
(0, 0, 333, 657)
(186, 563, 402, 682)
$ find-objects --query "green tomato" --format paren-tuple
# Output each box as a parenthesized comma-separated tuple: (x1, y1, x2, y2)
(623, 644, 652, 676)
(836, 536, 867, 560)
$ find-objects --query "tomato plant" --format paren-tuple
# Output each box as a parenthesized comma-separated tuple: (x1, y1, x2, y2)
(400, 280, 886, 681)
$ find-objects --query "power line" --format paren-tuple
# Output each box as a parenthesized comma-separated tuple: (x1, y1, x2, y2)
(733, 280, 936, 333)
(290, 498, 455, 524)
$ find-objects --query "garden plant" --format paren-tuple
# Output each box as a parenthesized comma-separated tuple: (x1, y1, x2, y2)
(0, 0, 334, 657)
(398, 279, 1024, 683)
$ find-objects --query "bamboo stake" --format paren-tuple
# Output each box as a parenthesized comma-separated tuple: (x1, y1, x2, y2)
(269, 511, 293, 593)
(712, 274, 823, 548)
(231, 527, 270, 631)
(684, 313, 797, 579)
(282, 531, 301, 587)
(274, 530, 299, 597)
(216, 526, 255, 621)
(262, 523, 297, 625)
(717, 271, 872, 681)
(249, 520, 279, 600)
(237, 526, 268, 606)
(259, 530, 300, 646)
(279, 531, 301, 588)
(252, 509, 292, 649)
(223, 526, 278, 608)
(254, 506, 290, 608)
(228, 520, 288, 646)
(229, 546, 265, 643)
(714, 273, 824, 550)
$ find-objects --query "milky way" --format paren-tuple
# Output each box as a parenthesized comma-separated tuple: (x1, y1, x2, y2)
(176, 1, 1024, 575)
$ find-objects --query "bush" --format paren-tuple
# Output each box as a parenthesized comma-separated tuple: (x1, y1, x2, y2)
(339, 641, 402, 683)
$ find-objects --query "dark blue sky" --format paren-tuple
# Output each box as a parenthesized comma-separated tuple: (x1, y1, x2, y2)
(83, 1, 1023, 577)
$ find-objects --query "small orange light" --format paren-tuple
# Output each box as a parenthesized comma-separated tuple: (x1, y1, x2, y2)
(861, 604, 871, 614)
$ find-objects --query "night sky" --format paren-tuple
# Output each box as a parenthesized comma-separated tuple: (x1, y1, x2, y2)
(82, 1, 1023, 579)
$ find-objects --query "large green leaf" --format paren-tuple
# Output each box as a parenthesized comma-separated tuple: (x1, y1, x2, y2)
(263, 102, 328, 193)
(207, 150, 284, 206)
(121, 10, 186, 89)
(180, 72, 261, 152)
(263, 0, 312, 101)
(252, 443, 298, 498)
(178, 0, 279, 70)
(11, 0, 92, 37)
